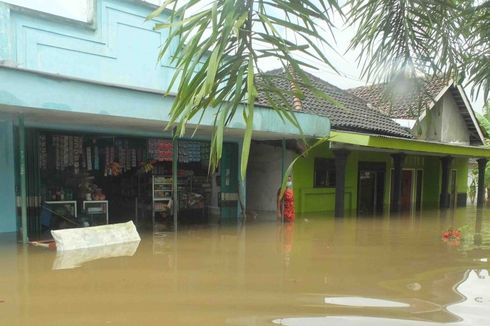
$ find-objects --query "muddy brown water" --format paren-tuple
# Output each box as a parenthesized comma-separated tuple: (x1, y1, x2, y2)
(1, 208, 489, 325)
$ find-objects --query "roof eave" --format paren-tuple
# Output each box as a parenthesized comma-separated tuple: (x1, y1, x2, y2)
(329, 130, 490, 158)
(455, 85, 486, 145)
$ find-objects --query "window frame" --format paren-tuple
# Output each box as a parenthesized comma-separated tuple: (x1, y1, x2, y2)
(313, 157, 336, 188)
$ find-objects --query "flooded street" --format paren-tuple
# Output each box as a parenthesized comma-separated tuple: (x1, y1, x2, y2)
(1, 208, 490, 325)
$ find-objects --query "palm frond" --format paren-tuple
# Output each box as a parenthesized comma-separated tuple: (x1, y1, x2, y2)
(150, 0, 341, 179)
(348, 0, 488, 103)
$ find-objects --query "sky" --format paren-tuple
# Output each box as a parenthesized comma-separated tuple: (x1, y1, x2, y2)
(2, 0, 485, 112)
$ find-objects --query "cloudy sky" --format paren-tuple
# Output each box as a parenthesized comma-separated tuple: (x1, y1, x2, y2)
(2, 0, 485, 111)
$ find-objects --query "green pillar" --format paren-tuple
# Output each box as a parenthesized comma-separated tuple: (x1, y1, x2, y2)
(333, 149, 350, 218)
(18, 116, 28, 244)
(440, 156, 453, 209)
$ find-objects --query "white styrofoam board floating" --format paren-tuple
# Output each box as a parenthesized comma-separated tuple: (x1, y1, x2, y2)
(51, 221, 141, 251)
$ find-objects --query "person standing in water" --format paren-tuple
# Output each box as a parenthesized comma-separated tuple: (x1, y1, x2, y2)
(277, 176, 295, 223)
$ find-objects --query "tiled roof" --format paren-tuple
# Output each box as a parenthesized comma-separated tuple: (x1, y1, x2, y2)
(256, 69, 413, 138)
(348, 77, 449, 119)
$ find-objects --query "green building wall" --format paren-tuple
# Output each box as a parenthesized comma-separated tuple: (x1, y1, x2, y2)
(421, 156, 440, 209)
(292, 143, 469, 215)
(454, 158, 469, 193)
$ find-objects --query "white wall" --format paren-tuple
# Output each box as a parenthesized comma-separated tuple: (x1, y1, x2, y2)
(246, 143, 294, 213)
(416, 102, 443, 142)
(441, 93, 470, 145)
(414, 92, 470, 145)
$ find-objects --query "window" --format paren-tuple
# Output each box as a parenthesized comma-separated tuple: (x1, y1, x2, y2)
(4, 0, 93, 22)
(4, 0, 92, 22)
(314, 158, 336, 187)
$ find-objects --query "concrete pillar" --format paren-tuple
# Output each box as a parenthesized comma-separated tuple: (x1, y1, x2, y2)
(439, 156, 453, 209)
(477, 158, 487, 208)
(390, 153, 405, 212)
(333, 149, 349, 218)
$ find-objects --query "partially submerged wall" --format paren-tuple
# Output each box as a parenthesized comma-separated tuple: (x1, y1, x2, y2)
(246, 143, 294, 214)
(292, 143, 467, 215)
(0, 118, 17, 233)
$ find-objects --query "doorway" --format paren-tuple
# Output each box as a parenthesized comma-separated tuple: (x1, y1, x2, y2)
(391, 168, 423, 212)
(400, 170, 413, 211)
(220, 143, 239, 221)
(357, 162, 386, 216)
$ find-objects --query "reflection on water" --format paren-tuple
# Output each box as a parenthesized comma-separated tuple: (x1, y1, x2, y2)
(52, 240, 140, 270)
(274, 269, 490, 326)
(323, 296, 410, 308)
(1, 207, 490, 325)
(447, 269, 490, 325)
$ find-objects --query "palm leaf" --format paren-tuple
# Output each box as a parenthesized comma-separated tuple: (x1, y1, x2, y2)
(150, 0, 341, 180)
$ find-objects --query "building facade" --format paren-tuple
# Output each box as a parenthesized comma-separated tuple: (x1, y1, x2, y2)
(247, 70, 490, 217)
(0, 0, 328, 237)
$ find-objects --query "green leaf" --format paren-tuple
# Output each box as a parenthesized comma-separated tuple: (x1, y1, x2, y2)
(279, 136, 330, 197)
(240, 57, 256, 180)
(146, 0, 174, 21)
(149, 0, 343, 175)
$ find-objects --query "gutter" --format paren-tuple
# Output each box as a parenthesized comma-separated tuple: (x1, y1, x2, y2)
(329, 130, 490, 158)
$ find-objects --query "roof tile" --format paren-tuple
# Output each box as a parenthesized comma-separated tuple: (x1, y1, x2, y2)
(348, 77, 449, 119)
(256, 69, 413, 138)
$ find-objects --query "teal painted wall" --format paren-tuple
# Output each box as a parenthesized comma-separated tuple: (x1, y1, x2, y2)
(0, 66, 328, 139)
(0, 119, 17, 232)
(3, 0, 176, 92)
(0, 0, 329, 233)
(1, 1, 329, 139)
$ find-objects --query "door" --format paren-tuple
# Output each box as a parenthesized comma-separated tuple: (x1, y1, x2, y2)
(358, 171, 376, 215)
(401, 170, 413, 211)
(358, 162, 386, 216)
(220, 143, 239, 221)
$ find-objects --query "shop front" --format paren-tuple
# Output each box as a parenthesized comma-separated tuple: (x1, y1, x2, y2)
(22, 127, 240, 239)
(0, 1, 330, 240)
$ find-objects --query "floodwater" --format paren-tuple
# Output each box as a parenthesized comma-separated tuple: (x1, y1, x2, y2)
(1, 208, 490, 325)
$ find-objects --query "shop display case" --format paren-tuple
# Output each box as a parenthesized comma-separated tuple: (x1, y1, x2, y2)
(176, 174, 210, 223)
(152, 175, 173, 225)
(30, 131, 215, 237)
(44, 201, 78, 219)
(83, 200, 109, 225)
